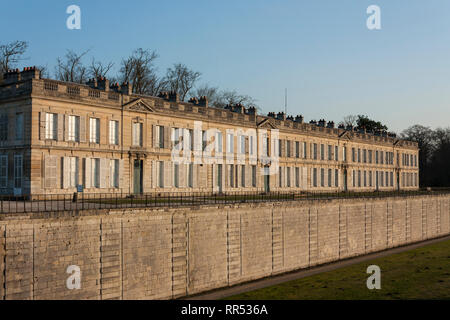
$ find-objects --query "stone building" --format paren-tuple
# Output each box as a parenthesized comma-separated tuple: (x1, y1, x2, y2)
(0, 67, 419, 196)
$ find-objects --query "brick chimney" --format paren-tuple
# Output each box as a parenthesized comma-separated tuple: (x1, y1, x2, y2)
(246, 106, 257, 115)
(86, 78, 98, 89)
(294, 115, 304, 123)
(168, 91, 179, 102)
(21, 66, 40, 81)
(233, 103, 245, 114)
(327, 121, 335, 128)
(158, 91, 169, 100)
(198, 96, 208, 108)
(97, 76, 109, 91)
(3, 69, 21, 84)
(276, 112, 286, 121)
(120, 82, 132, 95)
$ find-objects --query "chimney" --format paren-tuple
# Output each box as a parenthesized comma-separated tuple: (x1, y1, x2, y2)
(3, 69, 21, 84)
(286, 115, 294, 121)
(327, 121, 335, 128)
(318, 119, 326, 127)
(110, 82, 120, 92)
(198, 96, 208, 108)
(188, 97, 199, 105)
(276, 112, 286, 121)
(86, 78, 98, 89)
(20, 66, 40, 81)
(233, 103, 245, 114)
(158, 91, 169, 100)
(246, 106, 257, 115)
(267, 112, 276, 118)
(168, 91, 179, 102)
(294, 115, 304, 123)
(309, 120, 317, 125)
(120, 82, 132, 95)
(97, 76, 110, 91)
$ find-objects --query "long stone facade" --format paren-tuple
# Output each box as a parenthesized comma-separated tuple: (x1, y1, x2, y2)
(0, 67, 419, 196)
(0, 194, 448, 300)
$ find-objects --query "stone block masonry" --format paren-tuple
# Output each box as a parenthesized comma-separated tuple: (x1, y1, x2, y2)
(0, 194, 449, 300)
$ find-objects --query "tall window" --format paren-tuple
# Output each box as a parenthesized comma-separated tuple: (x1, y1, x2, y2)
(91, 158, 100, 188)
(335, 146, 338, 161)
(241, 165, 245, 187)
(89, 118, 100, 143)
(14, 155, 22, 189)
(229, 165, 235, 187)
(202, 130, 207, 151)
(328, 169, 332, 187)
(278, 139, 282, 157)
(252, 165, 257, 187)
(352, 148, 356, 162)
(343, 146, 347, 162)
(216, 131, 223, 153)
(0, 115, 7, 141)
(295, 167, 300, 187)
(174, 163, 179, 188)
(279, 166, 283, 187)
(249, 135, 255, 156)
(132, 122, 143, 146)
(328, 145, 332, 160)
(188, 163, 193, 188)
(0, 155, 7, 188)
(368, 150, 373, 164)
(303, 142, 307, 159)
(45, 113, 58, 140)
(68, 115, 80, 142)
(157, 125, 165, 148)
(286, 141, 291, 157)
(109, 120, 119, 145)
(158, 161, 164, 187)
(110, 159, 119, 188)
(313, 168, 317, 187)
(295, 141, 300, 158)
(313, 144, 318, 160)
(286, 167, 291, 187)
(240, 136, 245, 154)
(227, 133, 234, 153)
(320, 168, 325, 187)
(15, 113, 23, 140)
(335, 169, 339, 187)
(68, 157, 79, 187)
(320, 144, 325, 160)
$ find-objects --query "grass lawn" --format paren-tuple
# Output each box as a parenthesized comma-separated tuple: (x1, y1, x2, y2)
(226, 239, 450, 300)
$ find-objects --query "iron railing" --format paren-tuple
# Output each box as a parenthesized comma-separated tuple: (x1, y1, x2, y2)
(1, 188, 450, 214)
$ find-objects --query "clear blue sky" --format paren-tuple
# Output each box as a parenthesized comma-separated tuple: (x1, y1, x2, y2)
(2, 0, 450, 133)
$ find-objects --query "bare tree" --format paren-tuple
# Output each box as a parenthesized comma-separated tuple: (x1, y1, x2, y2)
(191, 84, 221, 105)
(339, 115, 358, 127)
(217, 90, 258, 108)
(118, 48, 165, 95)
(165, 63, 201, 101)
(55, 49, 90, 83)
(0, 40, 28, 81)
(88, 58, 114, 79)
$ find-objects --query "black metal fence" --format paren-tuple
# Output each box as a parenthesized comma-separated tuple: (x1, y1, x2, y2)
(1, 188, 450, 214)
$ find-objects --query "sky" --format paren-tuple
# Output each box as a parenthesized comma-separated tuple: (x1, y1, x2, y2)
(2, 0, 450, 133)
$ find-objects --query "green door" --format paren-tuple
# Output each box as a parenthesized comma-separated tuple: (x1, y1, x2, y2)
(133, 160, 143, 194)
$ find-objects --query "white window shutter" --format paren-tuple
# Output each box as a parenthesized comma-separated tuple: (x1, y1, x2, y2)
(62, 157, 70, 189)
(79, 116, 86, 143)
(57, 114, 64, 141)
(39, 112, 46, 140)
(84, 158, 91, 188)
(99, 158, 108, 188)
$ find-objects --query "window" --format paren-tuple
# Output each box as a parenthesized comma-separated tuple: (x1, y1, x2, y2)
(227, 133, 234, 153)
(91, 158, 100, 188)
(385, 171, 389, 186)
(249, 135, 255, 156)
(286, 141, 291, 158)
(241, 165, 245, 187)
(286, 167, 291, 187)
(375, 151, 379, 164)
(358, 170, 361, 187)
(158, 161, 164, 187)
(174, 163, 179, 188)
(132, 122, 143, 146)
(313, 168, 317, 187)
(252, 165, 257, 187)
(67, 157, 79, 188)
(295, 167, 300, 187)
(68, 115, 80, 142)
(390, 172, 394, 187)
(380, 171, 384, 187)
(216, 131, 223, 152)
(352, 148, 356, 162)
(109, 120, 119, 145)
(0, 155, 7, 188)
(320, 168, 325, 187)
(335, 146, 338, 161)
(313, 144, 318, 160)
(229, 165, 235, 187)
(0, 115, 7, 141)
(368, 150, 373, 164)
(45, 113, 58, 140)
(187, 129, 194, 151)
(380, 151, 384, 164)
(14, 155, 22, 189)
(158, 125, 165, 148)
(202, 130, 207, 151)
(343, 146, 347, 162)
(15, 113, 23, 140)
(188, 163, 193, 188)
(278, 139, 282, 157)
(369, 171, 373, 187)
(328, 145, 332, 161)
(320, 144, 325, 160)
(295, 142, 300, 158)
(353, 170, 356, 187)
(239, 136, 246, 154)
(110, 159, 119, 188)
(303, 142, 307, 159)
(328, 169, 332, 187)
(89, 118, 100, 143)
(335, 169, 339, 187)
(363, 149, 367, 163)
(357, 149, 361, 163)
(279, 166, 283, 187)
(364, 171, 367, 187)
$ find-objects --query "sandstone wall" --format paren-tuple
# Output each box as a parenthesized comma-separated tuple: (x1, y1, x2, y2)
(0, 194, 449, 300)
